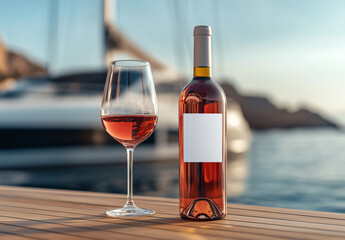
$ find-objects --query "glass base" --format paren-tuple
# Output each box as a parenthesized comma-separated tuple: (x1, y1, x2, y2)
(106, 205, 155, 217)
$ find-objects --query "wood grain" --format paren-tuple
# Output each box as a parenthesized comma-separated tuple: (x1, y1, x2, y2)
(0, 186, 344, 240)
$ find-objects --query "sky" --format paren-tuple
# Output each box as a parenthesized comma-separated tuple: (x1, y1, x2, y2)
(0, 0, 344, 122)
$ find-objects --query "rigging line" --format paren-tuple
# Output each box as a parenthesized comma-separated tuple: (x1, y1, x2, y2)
(178, 0, 192, 70)
(171, 0, 187, 76)
(175, 0, 188, 73)
(64, 0, 75, 70)
(54, 0, 73, 75)
(47, 0, 59, 74)
(102, 0, 107, 63)
(167, 0, 180, 72)
(212, 0, 226, 78)
(55, 1, 70, 75)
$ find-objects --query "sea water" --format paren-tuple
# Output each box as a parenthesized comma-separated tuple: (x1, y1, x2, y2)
(233, 128, 345, 213)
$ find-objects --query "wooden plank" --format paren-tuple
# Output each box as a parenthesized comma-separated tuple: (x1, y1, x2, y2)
(230, 204, 345, 219)
(0, 201, 338, 240)
(1, 185, 344, 222)
(0, 228, 40, 240)
(0, 222, 89, 240)
(0, 198, 343, 240)
(0, 208, 270, 240)
(1, 199, 344, 234)
(1, 205, 343, 240)
(2, 186, 345, 222)
(0, 186, 345, 240)
(0, 210, 175, 240)
(2, 192, 345, 233)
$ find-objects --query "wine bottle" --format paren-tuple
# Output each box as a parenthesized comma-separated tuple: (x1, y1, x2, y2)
(179, 25, 227, 220)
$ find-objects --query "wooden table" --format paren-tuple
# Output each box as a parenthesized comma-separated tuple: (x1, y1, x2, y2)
(0, 186, 345, 240)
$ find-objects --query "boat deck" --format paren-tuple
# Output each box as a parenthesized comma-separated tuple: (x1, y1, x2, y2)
(0, 186, 344, 239)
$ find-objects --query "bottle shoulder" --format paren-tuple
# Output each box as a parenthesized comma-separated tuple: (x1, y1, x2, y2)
(180, 78, 227, 103)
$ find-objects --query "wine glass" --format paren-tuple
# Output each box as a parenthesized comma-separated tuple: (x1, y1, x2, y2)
(101, 60, 158, 217)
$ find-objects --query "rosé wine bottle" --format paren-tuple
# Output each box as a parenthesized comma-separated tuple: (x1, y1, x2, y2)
(179, 25, 227, 220)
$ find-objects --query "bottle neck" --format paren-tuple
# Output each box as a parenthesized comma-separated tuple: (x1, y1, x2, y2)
(193, 32, 212, 78)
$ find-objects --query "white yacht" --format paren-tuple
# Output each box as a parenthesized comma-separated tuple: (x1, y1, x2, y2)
(0, 72, 250, 169)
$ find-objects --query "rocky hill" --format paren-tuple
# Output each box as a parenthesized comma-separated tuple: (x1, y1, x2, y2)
(0, 38, 46, 83)
(221, 83, 338, 129)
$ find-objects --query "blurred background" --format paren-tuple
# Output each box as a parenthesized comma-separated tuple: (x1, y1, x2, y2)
(0, 0, 345, 213)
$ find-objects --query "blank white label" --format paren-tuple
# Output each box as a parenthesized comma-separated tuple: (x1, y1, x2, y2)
(183, 113, 222, 163)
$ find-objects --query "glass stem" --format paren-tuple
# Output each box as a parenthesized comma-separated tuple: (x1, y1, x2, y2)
(125, 148, 135, 207)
